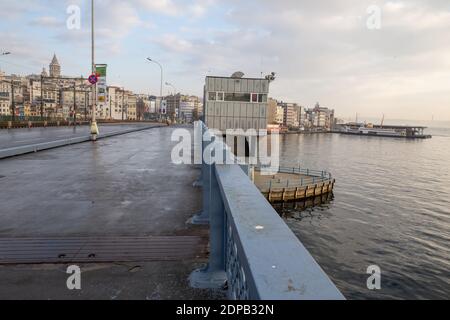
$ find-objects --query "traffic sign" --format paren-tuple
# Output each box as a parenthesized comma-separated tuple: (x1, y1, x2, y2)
(88, 73, 98, 85)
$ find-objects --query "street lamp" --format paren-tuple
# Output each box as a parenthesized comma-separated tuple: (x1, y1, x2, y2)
(146, 58, 163, 98)
(165, 82, 177, 95)
(90, 0, 99, 140)
(0, 52, 11, 75)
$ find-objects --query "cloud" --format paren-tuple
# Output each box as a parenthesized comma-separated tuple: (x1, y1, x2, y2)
(148, 0, 450, 119)
(1, 0, 450, 120)
(29, 16, 62, 28)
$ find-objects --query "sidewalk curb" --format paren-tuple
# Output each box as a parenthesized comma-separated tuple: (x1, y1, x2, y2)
(0, 125, 165, 160)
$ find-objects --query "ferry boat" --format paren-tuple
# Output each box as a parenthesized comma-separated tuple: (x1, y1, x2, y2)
(339, 123, 432, 139)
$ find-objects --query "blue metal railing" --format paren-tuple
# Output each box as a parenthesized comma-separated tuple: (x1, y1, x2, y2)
(189, 122, 345, 300)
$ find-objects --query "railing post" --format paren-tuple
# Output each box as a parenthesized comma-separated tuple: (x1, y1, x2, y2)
(191, 124, 210, 225)
(190, 136, 227, 289)
(192, 121, 204, 188)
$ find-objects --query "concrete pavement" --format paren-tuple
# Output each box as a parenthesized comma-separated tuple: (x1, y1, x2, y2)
(0, 123, 162, 149)
(0, 126, 225, 300)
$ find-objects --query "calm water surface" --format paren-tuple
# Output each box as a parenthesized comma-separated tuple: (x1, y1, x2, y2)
(276, 125, 450, 299)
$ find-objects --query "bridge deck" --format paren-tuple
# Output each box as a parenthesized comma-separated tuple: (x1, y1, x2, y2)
(0, 123, 160, 149)
(0, 126, 225, 300)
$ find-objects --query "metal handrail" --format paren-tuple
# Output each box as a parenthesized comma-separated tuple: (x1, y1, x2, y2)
(257, 165, 332, 178)
(255, 166, 333, 189)
(189, 121, 345, 300)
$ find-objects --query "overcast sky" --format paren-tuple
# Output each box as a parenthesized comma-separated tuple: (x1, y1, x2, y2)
(0, 0, 449, 121)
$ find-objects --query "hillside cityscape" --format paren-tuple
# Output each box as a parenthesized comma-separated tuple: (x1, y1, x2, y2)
(0, 54, 336, 132)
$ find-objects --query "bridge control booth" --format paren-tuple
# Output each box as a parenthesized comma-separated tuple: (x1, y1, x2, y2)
(204, 72, 273, 133)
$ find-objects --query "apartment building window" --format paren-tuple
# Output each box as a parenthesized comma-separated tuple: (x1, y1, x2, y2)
(251, 93, 258, 103)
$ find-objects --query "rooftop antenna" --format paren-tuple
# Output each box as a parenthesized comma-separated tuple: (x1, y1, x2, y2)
(231, 71, 245, 78)
(265, 72, 276, 82)
(260, 56, 263, 78)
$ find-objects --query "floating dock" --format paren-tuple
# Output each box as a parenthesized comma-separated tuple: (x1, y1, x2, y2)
(253, 167, 335, 203)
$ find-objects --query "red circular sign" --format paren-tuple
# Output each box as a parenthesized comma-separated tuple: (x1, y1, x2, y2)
(88, 74, 98, 85)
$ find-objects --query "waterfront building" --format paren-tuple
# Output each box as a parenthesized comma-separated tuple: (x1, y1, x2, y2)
(164, 94, 202, 122)
(267, 98, 278, 125)
(105, 87, 138, 121)
(179, 95, 201, 123)
(308, 103, 335, 131)
(204, 73, 270, 132)
(149, 96, 161, 114)
(0, 80, 11, 115)
(165, 94, 181, 120)
(275, 105, 284, 125)
(60, 86, 91, 120)
(127, 93, 137, 120)
(0, 54, 166, 121)
(280, 102, 300, 128)
(136, 94, 151, 120)
(107, 86, 122, 120)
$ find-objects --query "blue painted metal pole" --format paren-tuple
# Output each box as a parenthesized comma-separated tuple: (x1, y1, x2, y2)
(189, 136, 227, 288)
(191, 124, 210, 225)
(193, 121, 204, 188)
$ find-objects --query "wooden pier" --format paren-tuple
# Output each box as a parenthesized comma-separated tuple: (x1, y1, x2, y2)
(253, 167, 336, 203)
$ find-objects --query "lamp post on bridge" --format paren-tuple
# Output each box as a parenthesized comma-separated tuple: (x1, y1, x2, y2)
(165, 82, 177, 95)
(90, 0, 99, 140)
(146, 58, 163, 98)
(146, 58, 164, 118)
(1, 52, 11, 75)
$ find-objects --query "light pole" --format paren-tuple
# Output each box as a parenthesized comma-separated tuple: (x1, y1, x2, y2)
(146, 58, 163, 97)
(146, 58, 164, 119)
(90, 0, 99, 140)
(0, 52, 11, 76)
(165, 82, 177, 95)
